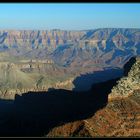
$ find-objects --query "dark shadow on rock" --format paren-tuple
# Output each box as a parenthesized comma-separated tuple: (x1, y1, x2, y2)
(0, 75, 121, 137)
(123, 56, 136, 76)
(3, 57, 138, 137)
(72, 68, 123, 92)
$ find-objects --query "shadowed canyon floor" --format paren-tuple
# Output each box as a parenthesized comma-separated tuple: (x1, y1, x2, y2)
(0, 58, 140, 137)
(0, 70, 121, 137)
(0, 57, 139, 137)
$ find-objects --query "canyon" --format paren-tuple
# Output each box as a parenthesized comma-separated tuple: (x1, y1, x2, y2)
(46, 57, 140, 137)
(0, 56, 139, 137)
(0, 28, 139, 137)
(0, 28, 140, 99)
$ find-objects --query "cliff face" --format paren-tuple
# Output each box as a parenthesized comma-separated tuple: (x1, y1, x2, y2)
(0, 61, 75, 100)
(109, 57, 140, 99)
(0, 28, 140, 68)
(46, 57, 140, 137)
(1, 28, 139, 51)
(0, 30, 85, 50)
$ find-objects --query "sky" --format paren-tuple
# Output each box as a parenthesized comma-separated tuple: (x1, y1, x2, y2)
(0, 3, 140, 30)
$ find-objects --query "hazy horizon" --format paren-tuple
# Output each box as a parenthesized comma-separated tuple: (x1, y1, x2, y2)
(0, 3, 140, 30)
(0, 27, 140, 31)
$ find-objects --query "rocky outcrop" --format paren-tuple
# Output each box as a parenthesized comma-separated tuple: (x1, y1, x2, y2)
(109, 57, 140, 100)
(54, 78, 74, 90)
(45, 57, 140, 137)
(46, 92, 140, 137)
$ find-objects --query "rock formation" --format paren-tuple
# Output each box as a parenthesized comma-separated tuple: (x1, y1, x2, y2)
(109, 57, 140, 99)
(0, 28, 140, 68)
(46, 57, 140, 137)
